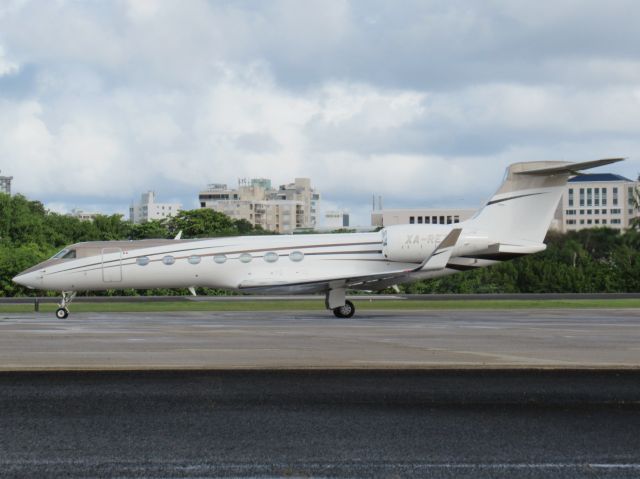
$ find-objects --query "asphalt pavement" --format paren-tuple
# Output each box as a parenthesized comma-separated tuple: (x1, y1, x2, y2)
(1, 370, 640, 478)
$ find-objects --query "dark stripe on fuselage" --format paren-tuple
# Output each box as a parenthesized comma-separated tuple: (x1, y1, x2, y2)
(486, 192, 545, 206)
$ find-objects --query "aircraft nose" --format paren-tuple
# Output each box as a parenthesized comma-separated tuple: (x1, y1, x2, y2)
(12, 271, 41, 289)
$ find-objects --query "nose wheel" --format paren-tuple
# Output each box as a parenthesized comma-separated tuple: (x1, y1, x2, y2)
(55, 291, 76, 319)
(333, 300, 355, 319)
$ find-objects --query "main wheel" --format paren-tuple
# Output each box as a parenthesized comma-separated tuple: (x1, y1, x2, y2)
(55, 308, 69, 319)
(333, 300, 355, 319)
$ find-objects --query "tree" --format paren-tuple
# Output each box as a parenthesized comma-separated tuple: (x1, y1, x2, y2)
(631, 173, 640, 230)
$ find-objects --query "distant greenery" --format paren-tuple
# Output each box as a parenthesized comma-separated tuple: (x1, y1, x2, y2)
(403, 229, 640, 294)
(0, 194, 269, 297)
(0, 192, 639, 297)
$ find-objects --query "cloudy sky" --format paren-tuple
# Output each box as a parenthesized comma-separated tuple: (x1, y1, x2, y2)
(1, 0, 639, 225)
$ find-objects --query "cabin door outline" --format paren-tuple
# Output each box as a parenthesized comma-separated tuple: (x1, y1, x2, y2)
(101, 247, 123, 283)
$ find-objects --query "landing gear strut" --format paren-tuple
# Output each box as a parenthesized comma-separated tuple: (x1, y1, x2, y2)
(326, 287, 356, 318)
(55, 291, 76, 319)
(333, 300, 355, 319)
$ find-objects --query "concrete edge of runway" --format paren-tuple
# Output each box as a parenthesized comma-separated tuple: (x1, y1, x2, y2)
(3, 369, 640, 405)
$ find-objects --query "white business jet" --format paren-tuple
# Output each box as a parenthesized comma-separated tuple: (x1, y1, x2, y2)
(13, 158, 623, 319)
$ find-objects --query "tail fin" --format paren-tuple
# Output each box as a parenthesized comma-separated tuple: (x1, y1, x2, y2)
(467, 158, 624, 244)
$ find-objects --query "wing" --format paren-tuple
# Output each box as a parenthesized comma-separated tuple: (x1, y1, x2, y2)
(237, 228, 462, 294)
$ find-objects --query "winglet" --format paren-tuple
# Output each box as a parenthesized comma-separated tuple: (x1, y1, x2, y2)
(174, 230, 183, 240)
(415, 228, 462, 272)
(514, 158, 625, 176)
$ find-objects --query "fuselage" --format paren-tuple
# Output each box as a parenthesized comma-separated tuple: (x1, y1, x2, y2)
(13, 229, 453, 293)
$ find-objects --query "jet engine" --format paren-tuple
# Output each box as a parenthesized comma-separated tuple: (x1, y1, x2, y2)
(381, 225, 492, 263)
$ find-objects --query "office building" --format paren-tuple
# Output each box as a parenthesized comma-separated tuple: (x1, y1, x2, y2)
(129, 191, 181, 224)
(324, 210, 350, 229)
(553, 174, 639, 232)
(371, 208, 476, 227)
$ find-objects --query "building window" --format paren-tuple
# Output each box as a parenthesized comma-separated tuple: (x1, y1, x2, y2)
(595, 219, 600, 224)
(580, 210, 584, 215)
(188, 255, 201, 265)
(579, 188, 585, 206)
(409, 216, 415, 224)
(432, 216, 437, 224)
(136, 256, 150, 266)
(439, 216, 445, 224)
(454, 216, 460, 223)
(162, 255, 175, 265)
(417, 216, 423, 224)
(425, 216, 431, 224)
(214, 254, 227, 264)
(264, 252, 279, 263)
(602, 219, 607, 225)
(612, 219, 621, 224)
(587, 210, 592, 215)
(446, 216, 452, 224)
(602, 209, 607, 214)
(580, 220, 585, 225)
(239, 253, 252, 263)
(289, 251, 304, 262)
(587, 220, 592, 225)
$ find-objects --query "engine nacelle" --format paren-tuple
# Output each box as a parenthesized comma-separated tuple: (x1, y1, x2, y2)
(382, 225, 492, 263)
(382, 225, 451, 263)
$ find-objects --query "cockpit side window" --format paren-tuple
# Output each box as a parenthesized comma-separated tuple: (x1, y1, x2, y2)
(52, 249, 69, 259)
(51, 249, 76, 260)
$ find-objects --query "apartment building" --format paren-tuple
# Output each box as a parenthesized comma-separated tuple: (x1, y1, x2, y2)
(199, 178, 320, 234)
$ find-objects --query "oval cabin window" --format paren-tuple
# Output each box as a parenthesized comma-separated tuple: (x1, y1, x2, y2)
(264, 252, 279, 263)
(162, 255, 175, 266)
(188, 255, 201, 265)
(136, 256, 150, 266)
(213, 254, 227, 264)
(289, 251, 304, 262)
(239, 253, 252, 263)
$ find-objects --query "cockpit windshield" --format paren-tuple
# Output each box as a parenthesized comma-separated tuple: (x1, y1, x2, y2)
(51, 249, 77, 260)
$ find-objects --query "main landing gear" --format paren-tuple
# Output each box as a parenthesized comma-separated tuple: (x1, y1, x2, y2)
(333, 300, 355, 319)
(325, 288, 356, 319)
(55, 291, 76, 319)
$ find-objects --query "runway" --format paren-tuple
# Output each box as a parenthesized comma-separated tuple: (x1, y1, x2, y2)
(1, 370, 640, 478)
(0, 309, 639, 369)
(2, 310, 640, 477)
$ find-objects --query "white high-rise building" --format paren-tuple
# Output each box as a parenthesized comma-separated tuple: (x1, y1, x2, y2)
(0, 171, 12, 195)
(129, 191, 181, 224)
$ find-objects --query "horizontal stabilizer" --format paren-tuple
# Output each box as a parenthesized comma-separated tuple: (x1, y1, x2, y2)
(515, 158, 624, 176)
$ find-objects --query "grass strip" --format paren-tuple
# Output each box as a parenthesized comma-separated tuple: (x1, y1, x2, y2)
(1, 298, 640, 313)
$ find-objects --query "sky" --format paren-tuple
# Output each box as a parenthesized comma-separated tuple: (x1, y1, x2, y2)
(1, 0, 639, 226)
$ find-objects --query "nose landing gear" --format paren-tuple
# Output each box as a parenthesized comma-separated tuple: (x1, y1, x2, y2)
(55, 291, 76, 319)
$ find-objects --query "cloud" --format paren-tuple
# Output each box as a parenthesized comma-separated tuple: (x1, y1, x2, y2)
(0, 0, 639, 225)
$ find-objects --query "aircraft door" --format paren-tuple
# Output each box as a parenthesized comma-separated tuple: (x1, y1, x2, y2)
(102, 247, 123, 283)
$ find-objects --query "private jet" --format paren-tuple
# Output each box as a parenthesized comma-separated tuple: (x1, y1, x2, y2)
(13, 158, 624, 319)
